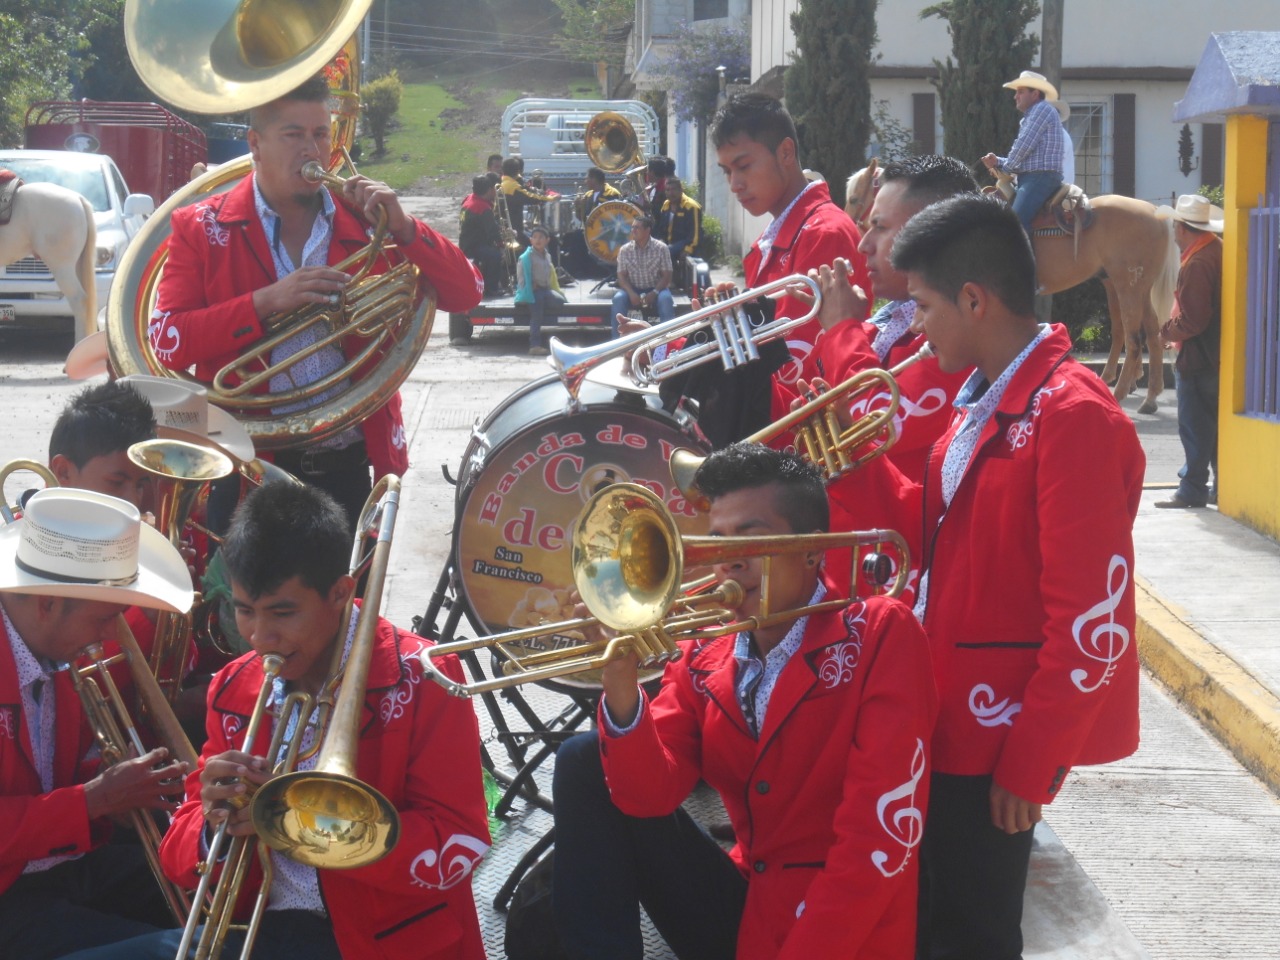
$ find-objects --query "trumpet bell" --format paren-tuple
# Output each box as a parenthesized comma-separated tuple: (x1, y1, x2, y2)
(124, 0, 374, 115)
(252, 769, 400, 870)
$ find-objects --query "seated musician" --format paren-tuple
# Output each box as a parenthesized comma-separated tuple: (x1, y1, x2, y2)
(486, 153, 504, 180)
(610, 216, 675, 336)
(66, 481, 491, 960)
(500, 156, 553, 250)
(147, 74, 482, 533)
(580, 166, 620, 218)
(552, 443, 938, 960)
(655, 177, 701, 262)
(459, 174, 505, 297)
(0, 488, 193, 959)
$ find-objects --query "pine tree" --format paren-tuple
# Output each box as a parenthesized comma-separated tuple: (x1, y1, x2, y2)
(1178, 123, 1197, 177)
(784, 0, 879, 209)
(923, 0, 1040, 170)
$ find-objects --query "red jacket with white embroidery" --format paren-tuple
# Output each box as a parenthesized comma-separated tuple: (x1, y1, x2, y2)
(158, 618, 490, 960)
(741, 182, 872, 407)
(828, 325, 1145, 803)
(149, 175, 484, 478)
(0, 614, 110, 897)
(600, 591, 938, 960)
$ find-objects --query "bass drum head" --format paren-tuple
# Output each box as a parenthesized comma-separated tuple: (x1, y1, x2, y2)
(584, 200, 643, 264)
(454, 374, 709, 690)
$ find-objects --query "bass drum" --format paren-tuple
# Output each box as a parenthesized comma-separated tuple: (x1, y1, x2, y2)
(584, 200, 644, 264)
(453, 370, 709, 690)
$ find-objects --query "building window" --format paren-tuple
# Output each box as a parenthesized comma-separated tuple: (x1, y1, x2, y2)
(694, 0, 729, 19)
(1064, 100, 1112, 196)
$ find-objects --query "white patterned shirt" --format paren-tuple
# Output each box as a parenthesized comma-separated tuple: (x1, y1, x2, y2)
(756, 180, 820, 272)
(732, 583, 825, 738)
(868, 300, 917, 362)
(914, 325, 1050, 621)
(252, 176, 362, 450)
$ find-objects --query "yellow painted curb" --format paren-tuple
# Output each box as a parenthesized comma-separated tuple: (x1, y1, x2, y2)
(1136, 575, 1280, 795)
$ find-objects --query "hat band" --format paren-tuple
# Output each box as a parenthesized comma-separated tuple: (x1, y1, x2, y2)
(15, 556, 140, 589)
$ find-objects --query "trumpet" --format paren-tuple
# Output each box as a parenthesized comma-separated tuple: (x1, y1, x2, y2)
(175, 477, 402, 960)
(548, 274, 821, 401)
(422, 483, 909, 696)
(0, 458, 54, 522)
(670, 344, 936, 506)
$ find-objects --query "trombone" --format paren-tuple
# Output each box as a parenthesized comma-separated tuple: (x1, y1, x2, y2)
(174, 476, 403, 960)
(422, 483, 909, 696)
(669, 344, 936, 507)
(548, 274, 822, 402)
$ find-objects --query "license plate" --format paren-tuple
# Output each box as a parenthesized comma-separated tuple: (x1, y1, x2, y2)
(0, 306, 15, 323)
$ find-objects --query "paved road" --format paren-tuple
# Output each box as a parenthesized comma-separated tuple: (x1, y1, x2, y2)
(2, 322, 1277, 958)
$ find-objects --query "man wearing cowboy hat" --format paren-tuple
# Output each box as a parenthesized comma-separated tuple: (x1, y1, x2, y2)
(981, 71, 1067, 232)
(1155, 194, 1224, 509)
(0, 488, 193, 958)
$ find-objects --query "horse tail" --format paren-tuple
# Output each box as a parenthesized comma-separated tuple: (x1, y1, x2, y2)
(1149, 218, 1178, 324)
(74, 195, 97, 341)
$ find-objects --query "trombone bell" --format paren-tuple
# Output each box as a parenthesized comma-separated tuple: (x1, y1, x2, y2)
(252, 770, 399, 869)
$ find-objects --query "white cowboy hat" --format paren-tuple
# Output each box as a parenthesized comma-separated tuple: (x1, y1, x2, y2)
(118, 375, 256, 463)
(0, 488, 193, 613)
(1003, 70, 1059, 101)
(64, 330, 109, 380)
(1052, 99, 1071, 122)
(1155, 194, 1224, 234)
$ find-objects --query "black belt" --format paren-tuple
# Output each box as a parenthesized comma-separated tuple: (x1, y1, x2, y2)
(273, 441, 369, 477)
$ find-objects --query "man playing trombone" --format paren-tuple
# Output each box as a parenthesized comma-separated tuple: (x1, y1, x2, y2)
(0, 488, 194, 959)
(68, 482, 490, 960)
(552, 443, 937, 960)
(148, 75, 483, 533)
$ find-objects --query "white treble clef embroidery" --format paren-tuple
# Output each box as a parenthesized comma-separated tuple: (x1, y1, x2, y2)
(871, 738, 926, 877)
(1070, 555, 1130, 693)
(968, 684, 1022, 727)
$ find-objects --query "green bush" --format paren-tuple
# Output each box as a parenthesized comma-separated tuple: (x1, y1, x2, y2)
(1198, 183, 1224, 207)
(1050, 276, 1112, 351)
(698, 214, 724, 266)
(363, 71, 404, 157)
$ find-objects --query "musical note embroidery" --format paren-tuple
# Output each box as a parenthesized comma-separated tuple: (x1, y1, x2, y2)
(148, 309, 179, 364)
(1006, 378, 1067, 451)
(0, 706, 14, 741)
(221, 712, 245, 741)
(871, 738, 926, 877)
(196, 203, 229, 247)
(390, 423, 407, 451)
(968, 684, 1022, 727)
(776, 337, 814, 386)
(380, 650, 423, 725)
(409, 834, 490, 890)
(815, 605, 866, 689)
(1070, 555, 1130, 693)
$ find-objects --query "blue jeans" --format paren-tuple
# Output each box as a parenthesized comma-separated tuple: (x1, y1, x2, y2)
(61, 909, 342, 960)
(528, 287, 554, 345)
(611, 287, 675, 336)
(1175, 366, 1219, 506)
(1011, 170, 1063, 231)
(552, 731, 746, 960)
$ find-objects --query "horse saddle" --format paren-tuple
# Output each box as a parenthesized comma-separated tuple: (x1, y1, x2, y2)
(0, 170, 22, 227)
(1031, 184, 1094, 236)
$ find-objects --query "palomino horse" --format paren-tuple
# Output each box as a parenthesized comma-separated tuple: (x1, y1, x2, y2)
(843, 164, 1177, 413)
(0, 181, 97, 341)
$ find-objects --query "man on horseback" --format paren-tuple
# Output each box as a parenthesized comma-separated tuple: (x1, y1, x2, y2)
(981, 71, 1066, 233)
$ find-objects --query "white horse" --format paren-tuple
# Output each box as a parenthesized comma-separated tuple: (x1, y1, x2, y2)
(0, 181, 97, 341)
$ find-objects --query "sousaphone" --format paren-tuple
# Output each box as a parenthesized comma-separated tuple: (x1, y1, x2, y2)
(110, 0, 436, 451)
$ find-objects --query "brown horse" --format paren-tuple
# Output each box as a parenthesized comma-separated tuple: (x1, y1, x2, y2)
(843, 165, 1178, 413)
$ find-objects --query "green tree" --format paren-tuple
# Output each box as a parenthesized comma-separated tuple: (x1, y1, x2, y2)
(785, 0, 878, 209)
(0, 0, 101, 146)
(362, 71, 404, 157)
(549, 0, 632, 68)
(922, 0, 1040, 169)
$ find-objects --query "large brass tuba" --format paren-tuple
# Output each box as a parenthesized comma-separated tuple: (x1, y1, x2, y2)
(110, 0, 437, 452)
(585, 111, 645, 175)
(174, 476, 402, 960)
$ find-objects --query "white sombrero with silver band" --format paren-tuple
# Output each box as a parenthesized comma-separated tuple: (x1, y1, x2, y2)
(65, 330, 110, 380)
(117, 375, 256, 463)
(1155, 194, 1225, 234)
(0, 488, 193, 613)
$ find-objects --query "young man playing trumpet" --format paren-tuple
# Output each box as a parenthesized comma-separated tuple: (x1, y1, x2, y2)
(69, 481, 490, 960)
(0, 487, 194, 959)
(149, 75, 483, 532)
(552, 443, 937, 960)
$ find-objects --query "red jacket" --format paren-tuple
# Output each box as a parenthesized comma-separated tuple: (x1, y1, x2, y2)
(829, 325, 1145, 803)
(0, 613, 110, 897)
(600, 591, 938, 960)
(149, 175, 484, 477)
(158, 618, 490, 960)
(742, 182, 871, 398)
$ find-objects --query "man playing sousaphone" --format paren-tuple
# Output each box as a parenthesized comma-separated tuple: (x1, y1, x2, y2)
(147, 75, 483, 533)
(0, 488, 194, 958)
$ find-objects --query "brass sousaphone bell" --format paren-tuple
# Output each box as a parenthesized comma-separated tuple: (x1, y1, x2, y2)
(584, 111, 645, 175)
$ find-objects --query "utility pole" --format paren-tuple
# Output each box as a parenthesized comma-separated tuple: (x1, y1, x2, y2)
(1040, 0, 1063, 92)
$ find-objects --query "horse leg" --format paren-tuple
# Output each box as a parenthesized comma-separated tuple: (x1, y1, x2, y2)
(1111, 284, 1148, 404)
(1137, 301, 1164, 415)
(1099, 278, 1123, 386)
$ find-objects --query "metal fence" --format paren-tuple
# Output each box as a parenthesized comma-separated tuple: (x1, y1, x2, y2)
(1246, 194, 1280, 420)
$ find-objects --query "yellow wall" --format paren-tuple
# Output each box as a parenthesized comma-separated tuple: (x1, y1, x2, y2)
(1219, 114, 1280, 540)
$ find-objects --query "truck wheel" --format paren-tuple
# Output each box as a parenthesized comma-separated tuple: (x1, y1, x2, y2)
(448, 313, 473, 344)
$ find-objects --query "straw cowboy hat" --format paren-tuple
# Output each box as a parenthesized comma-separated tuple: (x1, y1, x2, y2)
(0, 488, 193, 613)
(1052, 99, 1071, 123)
(1003, 70, 1059, 101)
(64, 330, 109, 380)
(118, 375, 256, 463)
(1155, 194, 1225, 234)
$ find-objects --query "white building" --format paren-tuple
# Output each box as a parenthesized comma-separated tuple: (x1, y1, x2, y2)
(626, 0, 1277, 260)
